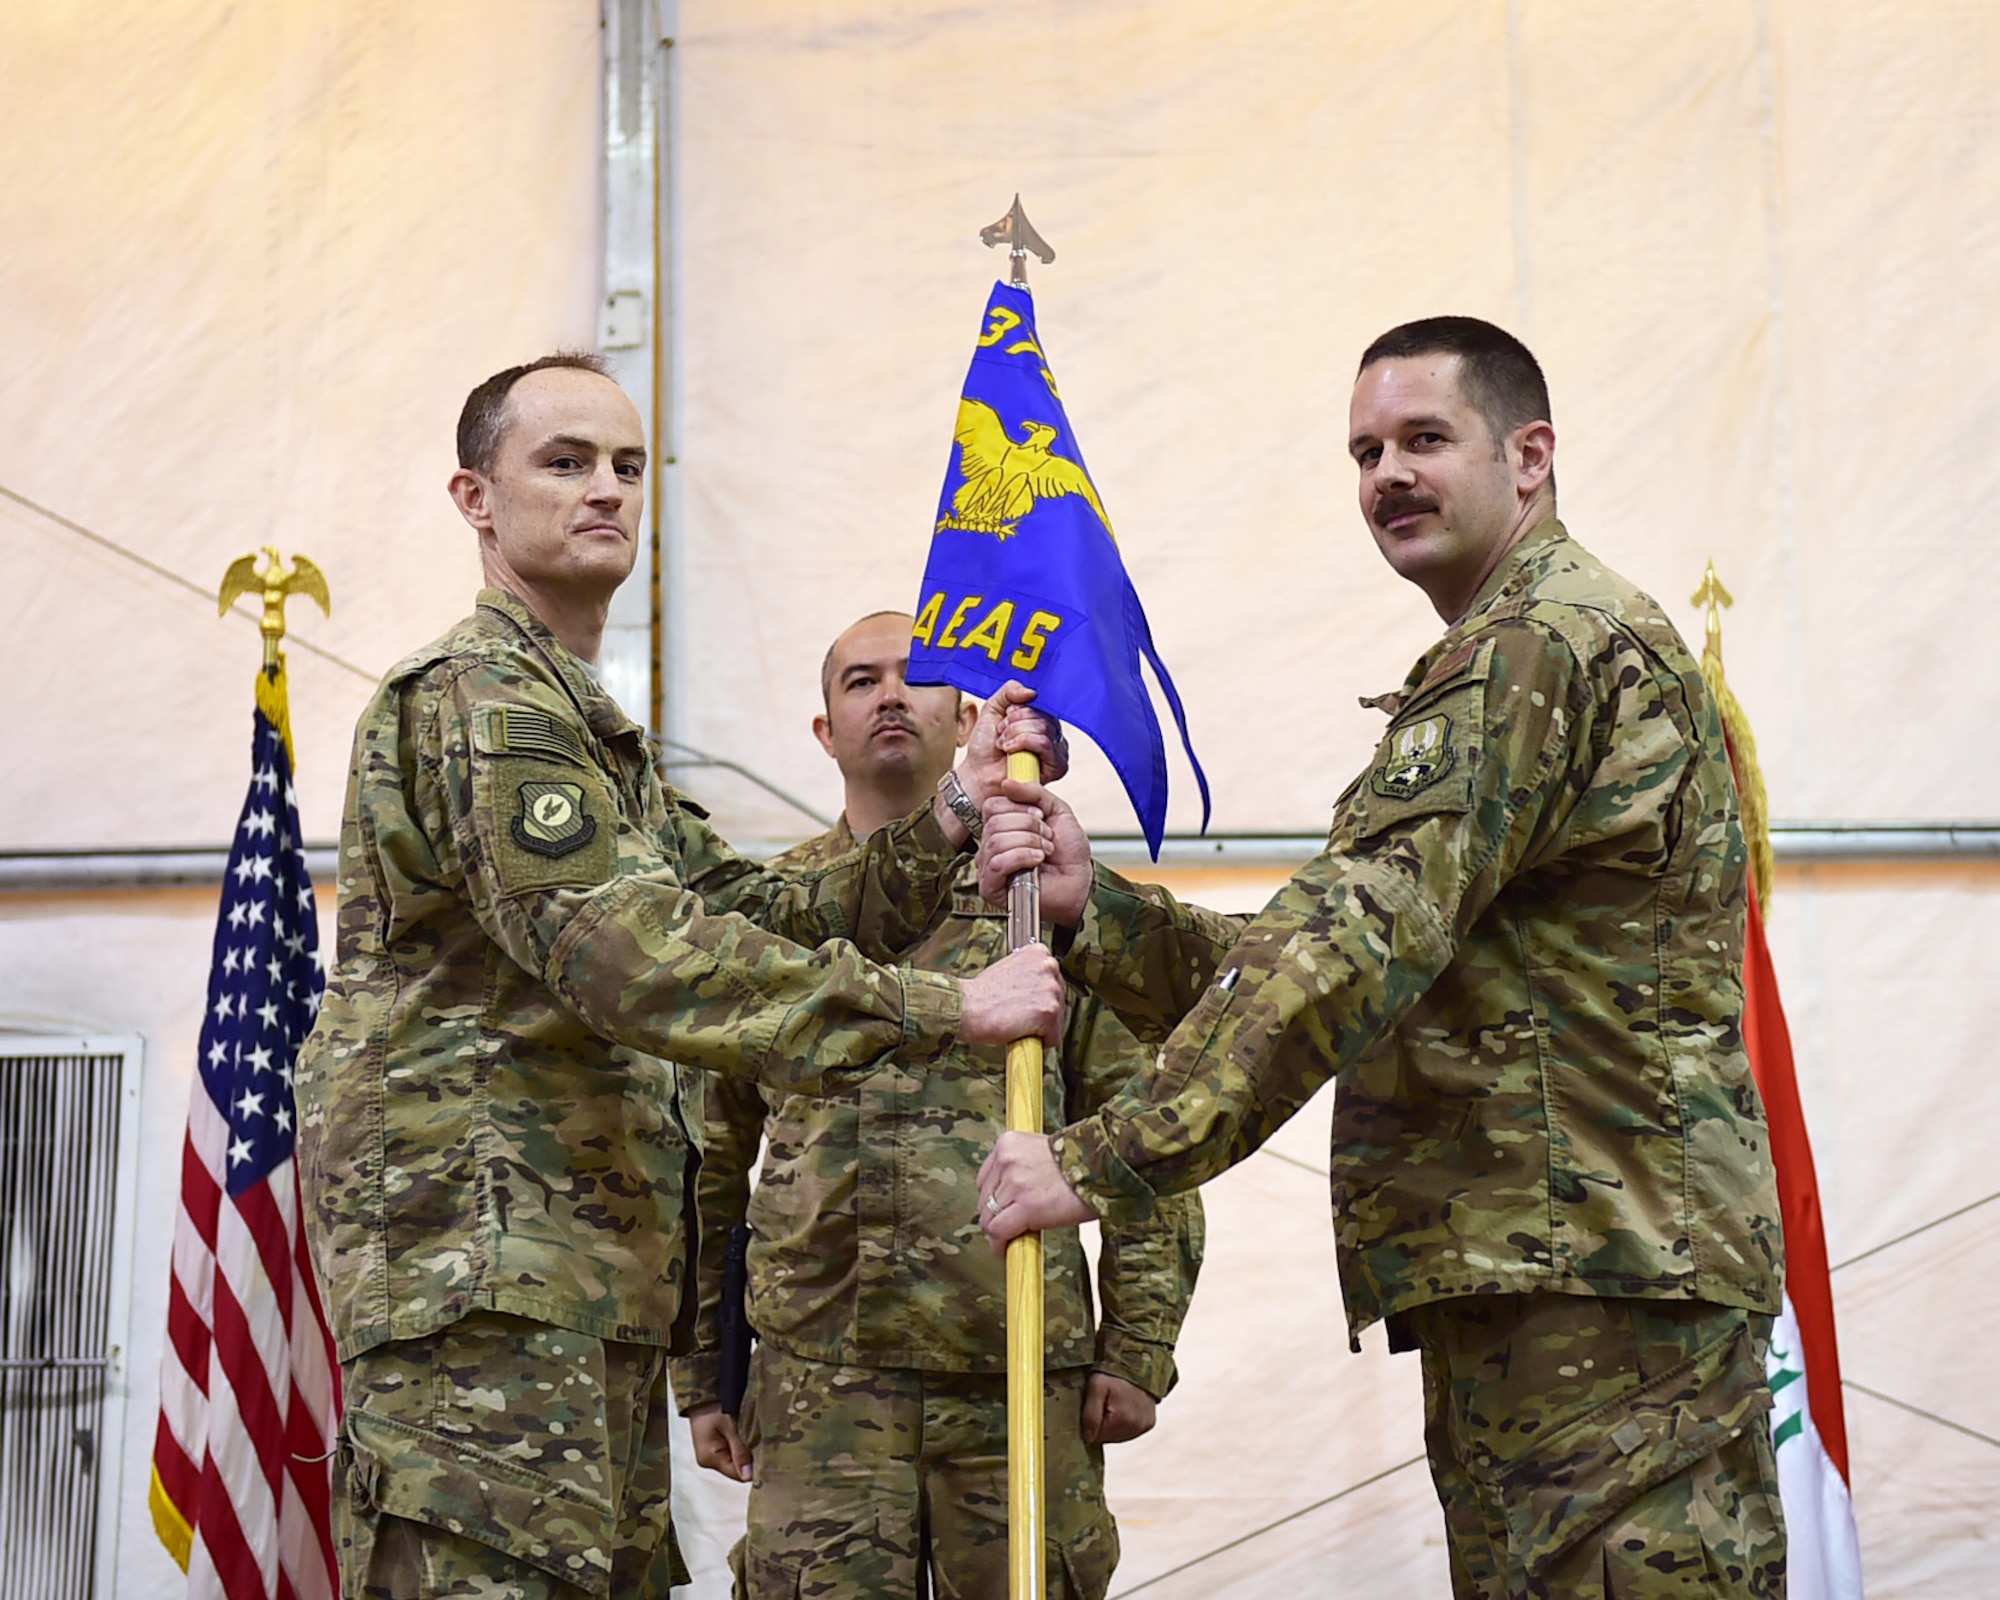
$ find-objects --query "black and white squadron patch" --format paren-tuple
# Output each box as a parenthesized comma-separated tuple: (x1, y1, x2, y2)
(1371, 713, 1456, 800)
(512, 780, 598, 857)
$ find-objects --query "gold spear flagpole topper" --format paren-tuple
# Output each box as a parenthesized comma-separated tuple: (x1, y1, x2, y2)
(1690, 557, 1775, 915)
(1691, 557, 1734, 666)
(218, 547, 332, 767)
(982, 194, 1055, 290)
(981, 196, 1053, 1600)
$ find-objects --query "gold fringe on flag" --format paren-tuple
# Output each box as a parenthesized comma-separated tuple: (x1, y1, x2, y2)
(255, 653, 297, 772)
(1692, 560, 1774, 918)
(148, 1457, 194, 1572)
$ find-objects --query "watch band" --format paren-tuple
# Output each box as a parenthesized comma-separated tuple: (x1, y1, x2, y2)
(936, 769, 984, 839)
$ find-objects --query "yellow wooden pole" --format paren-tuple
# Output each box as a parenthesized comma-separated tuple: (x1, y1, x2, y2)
(978, 199, 1056, 1600)
(1003, 746, 1046, 1600)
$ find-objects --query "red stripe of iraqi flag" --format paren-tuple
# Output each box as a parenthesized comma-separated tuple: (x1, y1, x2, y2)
(1741, 885, 1851, 1480)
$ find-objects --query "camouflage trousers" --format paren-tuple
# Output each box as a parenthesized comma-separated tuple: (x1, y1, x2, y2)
(331, 1311, 689, 1599)
(1406, 1294, 1785, 1600)
(732, 1344, 1120, 1600)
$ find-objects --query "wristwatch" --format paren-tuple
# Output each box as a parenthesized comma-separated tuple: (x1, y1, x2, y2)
(936, 769, 983, 839)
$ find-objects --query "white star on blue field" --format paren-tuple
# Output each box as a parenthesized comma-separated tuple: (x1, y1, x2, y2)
(196, 716, 325, 1195)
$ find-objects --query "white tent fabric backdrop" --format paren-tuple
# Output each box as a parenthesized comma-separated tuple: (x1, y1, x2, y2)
(1, 2, 1995, 1595)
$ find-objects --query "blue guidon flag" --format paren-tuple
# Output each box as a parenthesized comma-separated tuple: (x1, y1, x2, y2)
(908, 281, 1208, 855)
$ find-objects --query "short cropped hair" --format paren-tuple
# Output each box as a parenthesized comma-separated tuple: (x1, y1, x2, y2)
(1358, 317, 1551, 449)
(821, 610, 915, 707)
(456, 350, 611, 474)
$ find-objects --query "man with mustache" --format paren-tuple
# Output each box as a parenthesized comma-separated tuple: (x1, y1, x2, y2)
(976, 319, 1787, 1597)
(297, 356, 1069, 1600)
(679, 609, 1203, 1599)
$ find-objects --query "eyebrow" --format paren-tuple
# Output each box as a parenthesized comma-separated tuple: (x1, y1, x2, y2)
(539, 433, 648, 463)
(1348, 414, 1455, 454)
(839, 655, 903, 684)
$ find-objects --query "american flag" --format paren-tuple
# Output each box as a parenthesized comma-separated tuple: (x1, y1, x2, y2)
(150, 686, 341, 1600)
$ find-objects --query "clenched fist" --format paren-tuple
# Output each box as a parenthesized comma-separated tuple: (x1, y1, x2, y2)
(957, 945, 1065, 1047)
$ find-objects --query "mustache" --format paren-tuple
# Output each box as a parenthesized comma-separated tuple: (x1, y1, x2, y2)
(870, 710, 920, 737)
(1372, 491, 1440, 530)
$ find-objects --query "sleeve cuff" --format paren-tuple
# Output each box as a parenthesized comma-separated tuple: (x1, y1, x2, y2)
(1091, 1332, 1179, 1400)
(1057, 864, 1145, 990)
(668, 1352, 723, 1414)
(902, 795, 970, 861)
(899, 965, 962, 1053)
(1052, 1120, 1156, 1227)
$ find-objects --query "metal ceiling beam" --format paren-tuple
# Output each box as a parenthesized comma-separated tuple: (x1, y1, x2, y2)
(5, 824, 1995, 894)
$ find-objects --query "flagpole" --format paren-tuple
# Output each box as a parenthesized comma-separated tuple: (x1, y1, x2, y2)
(1004, 748, 1046, 1600)
(983, 195, 1056, 1600)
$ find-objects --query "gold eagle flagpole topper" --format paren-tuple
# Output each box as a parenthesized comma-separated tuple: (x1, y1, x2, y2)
(982, 195, 1051, 1600)
(218, 547, 331, 766)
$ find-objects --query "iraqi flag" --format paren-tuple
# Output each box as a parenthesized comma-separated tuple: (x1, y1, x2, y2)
(1743, 888, 1865, 1599)
(1704, 613, 1864, 1600)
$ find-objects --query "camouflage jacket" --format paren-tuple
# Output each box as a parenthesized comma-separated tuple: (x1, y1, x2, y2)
(1051, 523, 1783, 1342)
(669, 819, 1203, 1410)
(297, 589, 969, 1364)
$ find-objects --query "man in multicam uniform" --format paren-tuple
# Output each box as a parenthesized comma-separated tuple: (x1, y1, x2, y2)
(976, 318, 1788, 1599)
(678, 611, 1204, 1600)
(295, 353, 1068, 1600)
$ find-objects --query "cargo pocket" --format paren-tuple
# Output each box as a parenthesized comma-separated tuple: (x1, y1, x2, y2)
(1496, 1319, 1771, 1580)
(341, 1405, 620, 1597)
(1051, 1519, 1121, 1600)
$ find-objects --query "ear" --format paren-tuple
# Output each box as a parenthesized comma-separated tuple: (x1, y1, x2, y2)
(448, 467, 495, 533)
(955, 695, 978, 749)
(1512, 421, 1555, 498)
(811, 711, 837, 759)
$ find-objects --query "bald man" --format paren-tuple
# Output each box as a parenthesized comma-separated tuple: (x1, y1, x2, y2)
(675, 611, 1205, 1600)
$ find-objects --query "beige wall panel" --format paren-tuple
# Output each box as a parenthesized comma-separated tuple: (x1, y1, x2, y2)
(1767, 0, 2000, 820)
(1764, 867, 2000, 1265)
(1835, 1221, 2000, 1598)
(0, 0, 604, 845)
(1509, 1, 1787, 743)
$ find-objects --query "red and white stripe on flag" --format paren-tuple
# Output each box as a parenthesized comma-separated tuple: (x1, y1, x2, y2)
(1743, 888, 1864, 1599)
(150, 702, 341, 1598)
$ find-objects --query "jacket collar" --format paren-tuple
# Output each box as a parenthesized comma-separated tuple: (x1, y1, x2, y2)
(1370, 520, 1571, 712)
(1462, 517, 1568, 623)
(474, 586, 643, 743)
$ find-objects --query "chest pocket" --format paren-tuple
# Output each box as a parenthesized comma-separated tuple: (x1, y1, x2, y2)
(947, 891, 1010, 974)
(1353, 637, 1493, 840)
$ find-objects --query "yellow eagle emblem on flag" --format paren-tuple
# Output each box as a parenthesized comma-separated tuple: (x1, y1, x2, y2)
(935, 399, 1115, 543)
